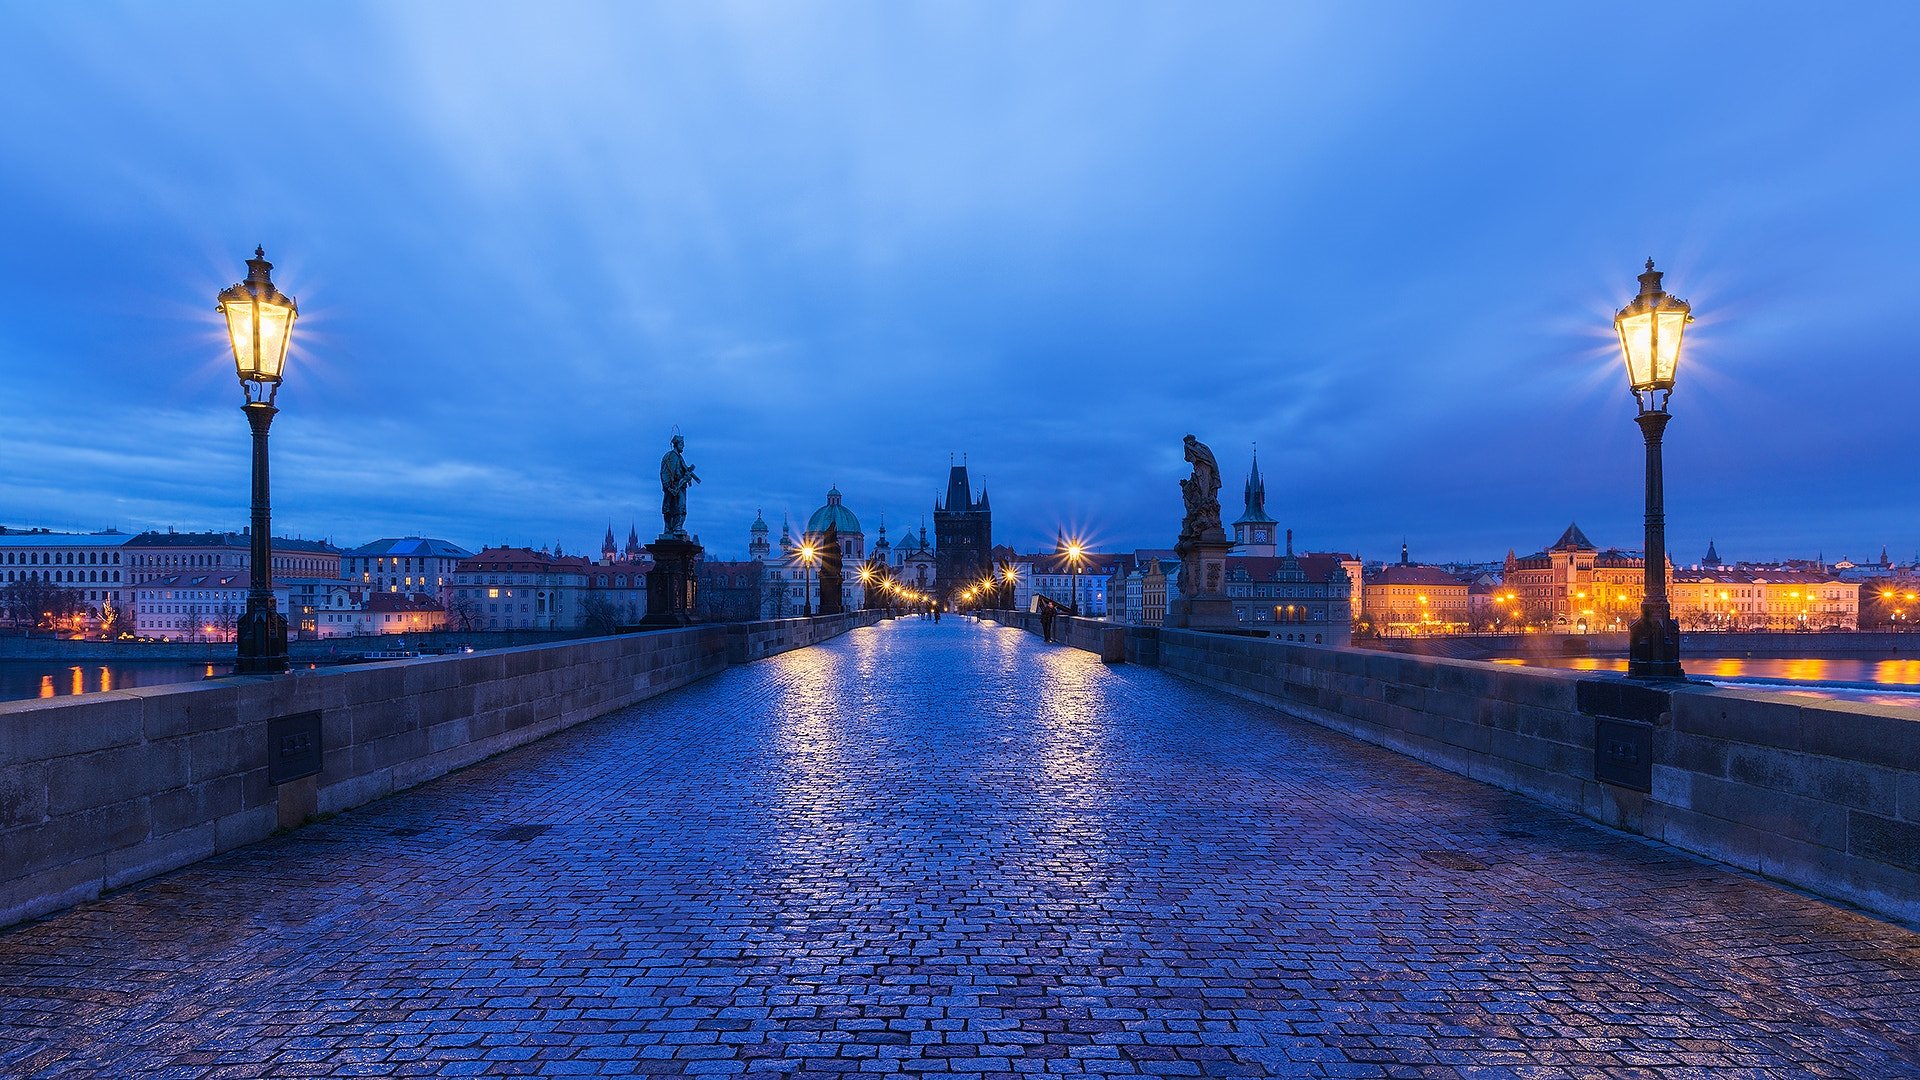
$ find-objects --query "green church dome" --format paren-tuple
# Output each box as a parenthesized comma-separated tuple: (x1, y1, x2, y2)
(807, 487, 861, 535)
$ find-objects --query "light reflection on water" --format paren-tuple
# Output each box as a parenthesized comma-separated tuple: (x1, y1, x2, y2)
(0, 660, 326, 702)
(8, 662, 231, 700)
(1492, 656, 1920, 708)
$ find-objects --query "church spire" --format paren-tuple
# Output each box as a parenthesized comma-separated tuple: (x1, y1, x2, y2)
(1230, 448, 1276, 531)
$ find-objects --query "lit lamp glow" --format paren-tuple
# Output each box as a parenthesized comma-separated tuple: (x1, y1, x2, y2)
(220, 247, 298, 402)
(1615, 260, 1691, 405)
(798, 542, 817, 616)
(1065, 540, 1086, 616)
(1614, 259, 1692, 679)
(218, 247, 298, 675)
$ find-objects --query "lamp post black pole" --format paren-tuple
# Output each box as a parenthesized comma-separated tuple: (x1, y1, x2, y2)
(1627, 408, 1682, 679)
(236, 400, 288, 673)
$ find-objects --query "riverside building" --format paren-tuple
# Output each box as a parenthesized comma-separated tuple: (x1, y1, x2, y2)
(343, 537, 474, 600)
(1501, 523, 1671, 633)
(0, 531, 134, 618)
(1670, 569, 1859, 631)
(449, 547, 593, 630)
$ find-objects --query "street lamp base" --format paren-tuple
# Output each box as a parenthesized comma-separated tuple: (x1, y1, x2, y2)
(236, 607, 289, 675)
(1627, 605, 1685, 681)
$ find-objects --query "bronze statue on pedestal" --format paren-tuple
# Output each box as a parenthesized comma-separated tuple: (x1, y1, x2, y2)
(644, 432, 703, 627)
(659, 433, 701, 541)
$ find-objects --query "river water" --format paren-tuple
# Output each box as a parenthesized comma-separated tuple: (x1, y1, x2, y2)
(0, 660, 316, 703)
(1493, 656, 1920, 708)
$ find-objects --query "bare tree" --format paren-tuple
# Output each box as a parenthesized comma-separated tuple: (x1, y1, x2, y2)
(444, 593, 482, 631)
(213, 603, 239, 642)
(581, 591, 621, 635)
(2, 578, 82, 631)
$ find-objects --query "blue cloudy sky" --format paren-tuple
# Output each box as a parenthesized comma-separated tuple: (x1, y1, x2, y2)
(1, 3, 1915, 565)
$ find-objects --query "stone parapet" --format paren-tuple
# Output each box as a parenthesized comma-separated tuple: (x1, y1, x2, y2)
(0, 614, 877, 930)
(725, 610, 885, 664)
(1017, 620, 1920, 926)
(982, 612, 1125, 663)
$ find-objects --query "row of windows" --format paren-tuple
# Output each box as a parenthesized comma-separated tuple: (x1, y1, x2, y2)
(5, 569, 120, 583)
(144, 602, 235, 614)
(350, 557, 451, 573)
(140, 589, 240, 601)
(1240, 606, 1330, 623)
(132, 553, 227, 568)
(1241, 585, 1327, 598)
(314, 611, 426, 623)
(3, 551, 119, 565)
(125, 553, 335, 571)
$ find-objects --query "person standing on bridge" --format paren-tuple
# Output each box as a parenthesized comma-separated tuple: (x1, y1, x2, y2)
(1039, 601, 1055, 643)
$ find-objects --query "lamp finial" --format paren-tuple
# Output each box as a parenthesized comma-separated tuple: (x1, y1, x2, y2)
(1637, 259, 1664, 298)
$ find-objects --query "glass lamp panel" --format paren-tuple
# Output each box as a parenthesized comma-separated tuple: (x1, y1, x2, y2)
(256, 301, 295, 381)
(1617, 310, 1656, 390)
(1654, 309, 1687, 385)
(222, 299, 258, 378)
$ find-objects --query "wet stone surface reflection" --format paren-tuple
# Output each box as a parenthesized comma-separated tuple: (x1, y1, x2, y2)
(3, 618, 1919, 1077)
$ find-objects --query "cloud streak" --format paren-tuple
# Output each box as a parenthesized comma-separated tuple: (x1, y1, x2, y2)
(0, 3, 1916, 567)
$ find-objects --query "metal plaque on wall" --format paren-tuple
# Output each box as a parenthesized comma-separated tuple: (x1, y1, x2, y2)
(267, 711, 323, 785)
(1593, 717, 1653, 792)
(1577, 679, 1664, 793)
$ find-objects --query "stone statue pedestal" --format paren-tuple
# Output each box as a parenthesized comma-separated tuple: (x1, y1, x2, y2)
(642, 538, 702, 627)
(1167, 527, 1237, 630)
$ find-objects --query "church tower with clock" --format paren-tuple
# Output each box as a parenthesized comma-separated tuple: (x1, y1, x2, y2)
(1231, 451, 1279, 557)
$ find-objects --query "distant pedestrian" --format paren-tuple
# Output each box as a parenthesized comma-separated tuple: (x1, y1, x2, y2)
(1039, 605, 1055, 643)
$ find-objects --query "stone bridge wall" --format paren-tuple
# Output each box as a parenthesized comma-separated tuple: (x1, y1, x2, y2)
(994, 617, 1920, 926)
(0, 615, 880, 929)
(727, 610, 886, 664)
(983, 612, 1127, 662)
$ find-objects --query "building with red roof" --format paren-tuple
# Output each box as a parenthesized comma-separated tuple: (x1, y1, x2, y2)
(447, 547, 597, 630)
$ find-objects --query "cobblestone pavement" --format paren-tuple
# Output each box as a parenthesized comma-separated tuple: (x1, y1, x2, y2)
(4, 618, 1920, 1079)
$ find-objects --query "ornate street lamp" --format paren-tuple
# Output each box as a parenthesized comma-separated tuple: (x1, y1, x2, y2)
(1065, 541, 1084, 616)
(1615, 259, 1692, 679)
(798, 542, 817, 616)
(218, 247, 298, 674)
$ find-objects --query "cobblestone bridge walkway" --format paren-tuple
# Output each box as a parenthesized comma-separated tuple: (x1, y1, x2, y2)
(4, 618, 1920, 1078)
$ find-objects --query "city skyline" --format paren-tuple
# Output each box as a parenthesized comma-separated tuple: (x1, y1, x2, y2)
(3, 6, 1918, 561)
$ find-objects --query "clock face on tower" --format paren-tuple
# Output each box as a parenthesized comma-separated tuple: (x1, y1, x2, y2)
(1254, 530, 1268, 543)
